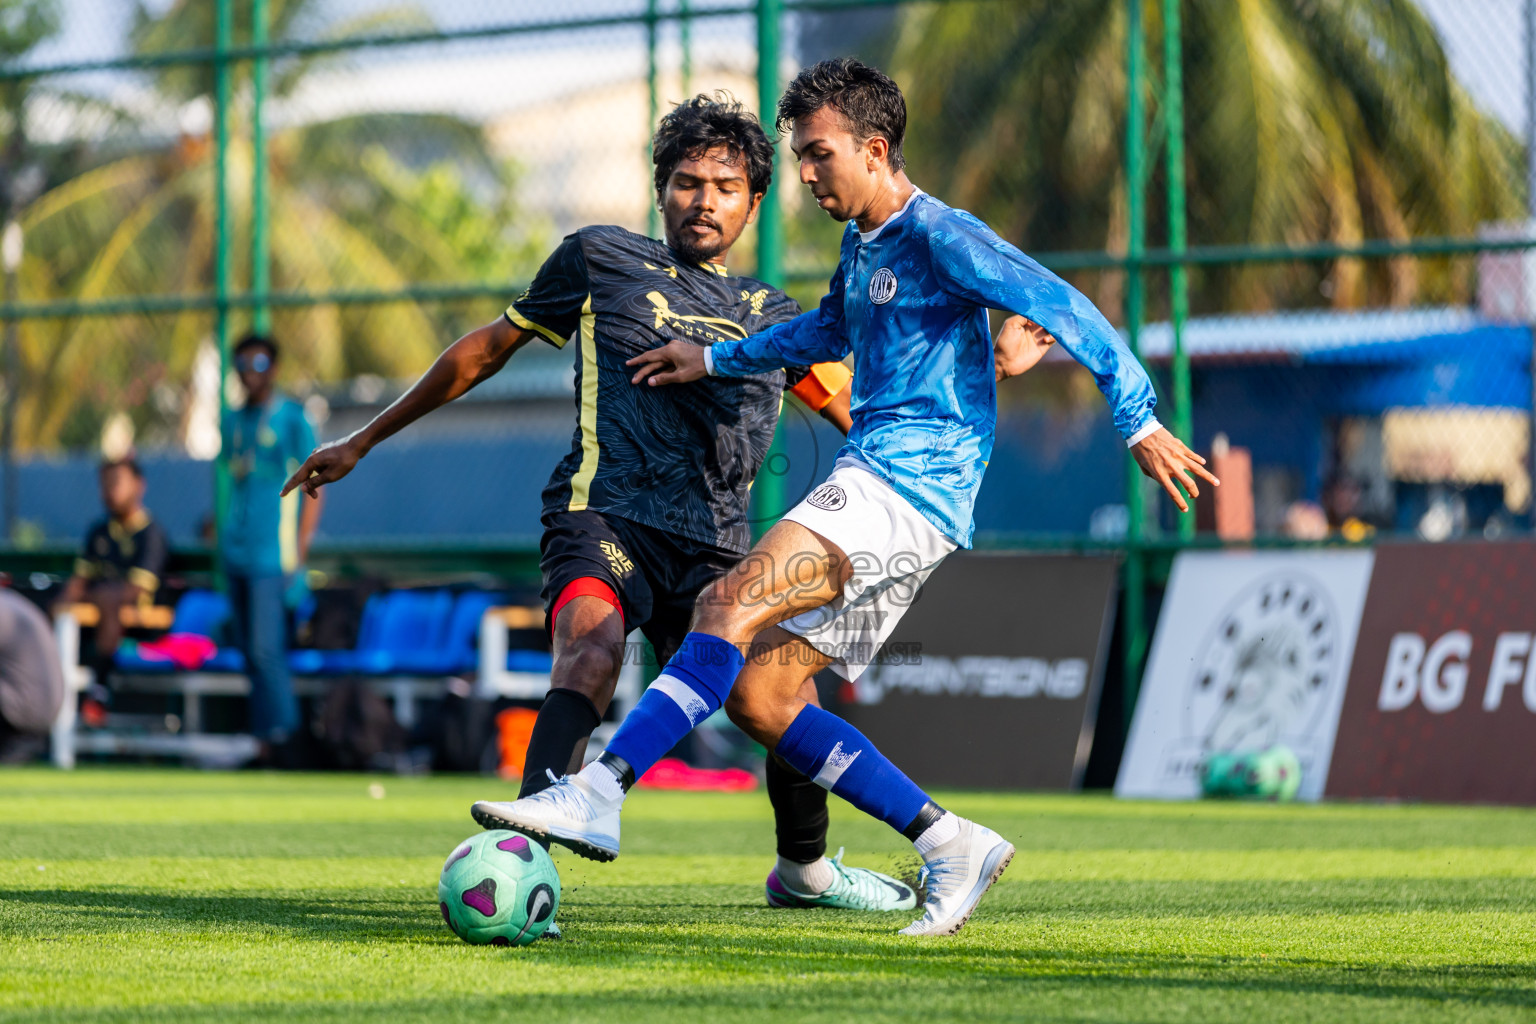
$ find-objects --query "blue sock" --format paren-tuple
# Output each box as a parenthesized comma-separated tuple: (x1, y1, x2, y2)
(774, 704, 932, 836)
(603, 632, 745, 780)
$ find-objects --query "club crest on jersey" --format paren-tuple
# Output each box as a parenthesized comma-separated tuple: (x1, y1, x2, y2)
(868, 267, 898, 305)
(806, 483, 847, 511)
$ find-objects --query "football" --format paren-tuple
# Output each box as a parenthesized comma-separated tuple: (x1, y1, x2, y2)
(438, 830, 561, 946)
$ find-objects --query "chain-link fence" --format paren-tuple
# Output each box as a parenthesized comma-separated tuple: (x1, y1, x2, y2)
(2, 0, 1534, 679)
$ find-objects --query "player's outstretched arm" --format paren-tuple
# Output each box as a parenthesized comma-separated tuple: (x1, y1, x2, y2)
(1131, 427, 1221, 512)
(281, 317, 534, 498)
(994, 315, 1056, 381)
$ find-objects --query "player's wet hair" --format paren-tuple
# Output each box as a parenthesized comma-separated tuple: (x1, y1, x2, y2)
(652, 93, 775, 197)
(777, 57, 907, 172)
(233, 332, 279, 362)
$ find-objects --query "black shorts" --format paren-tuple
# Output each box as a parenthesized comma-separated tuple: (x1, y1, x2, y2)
(539, 510, 741, 662)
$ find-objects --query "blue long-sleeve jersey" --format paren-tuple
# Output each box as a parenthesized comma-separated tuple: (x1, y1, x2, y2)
(707, 191, 1160, 547)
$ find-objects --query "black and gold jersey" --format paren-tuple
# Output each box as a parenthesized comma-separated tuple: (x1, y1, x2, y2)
(74, 509, 168, 598)
(508, 224, 812, 554)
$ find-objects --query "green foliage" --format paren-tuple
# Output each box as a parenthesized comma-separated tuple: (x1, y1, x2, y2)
(6, 0, 547, 452)
(888, 0, 1525, 317)
(1, 769, 1534, 1023)
(0, 0, 58, 59)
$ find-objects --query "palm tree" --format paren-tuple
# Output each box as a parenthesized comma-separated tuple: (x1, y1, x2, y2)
(879, 0, 1523, 318)
(8, 0, 548, 451)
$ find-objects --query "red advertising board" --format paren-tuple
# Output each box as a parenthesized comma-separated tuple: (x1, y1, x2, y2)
(1325, 541, 1536, 804)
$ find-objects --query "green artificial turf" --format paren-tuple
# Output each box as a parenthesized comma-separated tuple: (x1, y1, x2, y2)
(1, 768, 1533, 1022)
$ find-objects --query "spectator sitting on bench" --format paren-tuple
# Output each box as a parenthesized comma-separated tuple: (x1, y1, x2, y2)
(53, 455, 168, 725)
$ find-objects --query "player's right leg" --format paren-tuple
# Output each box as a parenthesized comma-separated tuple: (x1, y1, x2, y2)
(473, 587, 628, 859)
(472, 512, 653, 859)
(516, 584, 625, 797)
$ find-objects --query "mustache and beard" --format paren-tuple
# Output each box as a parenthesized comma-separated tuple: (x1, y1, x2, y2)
(668, 214, 730, 264)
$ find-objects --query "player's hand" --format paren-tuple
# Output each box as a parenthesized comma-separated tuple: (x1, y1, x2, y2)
(1131, 428, 1221, 512)
(280, 435, 367, 498)
(994, 315, 1056, 381)
(626, 339, 708, 386)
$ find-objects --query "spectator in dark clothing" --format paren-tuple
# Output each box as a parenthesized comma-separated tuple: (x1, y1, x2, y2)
(0, 588, 65, 763)
(53, 456, 168, 716)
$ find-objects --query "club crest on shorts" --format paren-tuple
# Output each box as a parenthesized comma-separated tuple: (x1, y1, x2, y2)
(807, 483, 847, 511)
(868, 267, 898, 305)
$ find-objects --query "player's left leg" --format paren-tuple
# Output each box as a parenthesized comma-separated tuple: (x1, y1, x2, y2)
(726, 626, 1012, 936)
(760, 673, 916, 913)
(635, 547, 913, 912)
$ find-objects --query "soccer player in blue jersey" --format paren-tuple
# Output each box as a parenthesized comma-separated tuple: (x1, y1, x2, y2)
(473, 59, 1216, 936)
(286, 96, 1044, 918)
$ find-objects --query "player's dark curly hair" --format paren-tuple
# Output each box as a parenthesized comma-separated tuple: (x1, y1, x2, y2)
(652, 93, 775, 197)
(776, 57, 906, 172)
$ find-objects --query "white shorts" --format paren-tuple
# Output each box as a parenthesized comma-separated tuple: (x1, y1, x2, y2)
(778, 457, 958, 681)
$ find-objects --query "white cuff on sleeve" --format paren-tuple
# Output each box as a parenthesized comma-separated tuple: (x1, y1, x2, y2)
(703, 346, 717, 376)
(1125, 419, 1163, 448)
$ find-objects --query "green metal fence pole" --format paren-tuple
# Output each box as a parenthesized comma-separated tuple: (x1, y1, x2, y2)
(213, 0, 234, 569)
(1123, 0, 1149, 733)
(756, 0, 783, 288)
(252, 0, 271, 335)
(752, 0, 785, 538)
(681, 0, 693, 96)
(646, 0, 660, 239)
(1164, 0, 1192, 540)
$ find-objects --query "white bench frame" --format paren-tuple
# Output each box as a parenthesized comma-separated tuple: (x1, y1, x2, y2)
(49, 604, 642, 768)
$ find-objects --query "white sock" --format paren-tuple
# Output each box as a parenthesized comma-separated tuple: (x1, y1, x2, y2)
(913, 812, 961, 856)
(576, 760, 626, 804)
(776, 855, 836, 894)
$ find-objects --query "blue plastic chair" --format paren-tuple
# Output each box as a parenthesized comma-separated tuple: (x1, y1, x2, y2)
(171, 590, 231, 637)
(288, 592, 389, 676)
(115, 589, 241, 673)
(290, 589, 455, 676)
(506, 648, 555, 674)
(391, 589, 504, 675)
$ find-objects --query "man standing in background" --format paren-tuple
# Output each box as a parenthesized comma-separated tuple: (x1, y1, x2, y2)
(223, 333, 323, 761)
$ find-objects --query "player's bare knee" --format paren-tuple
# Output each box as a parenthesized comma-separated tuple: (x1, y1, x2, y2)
(722, 690, 753, 731)
(723, 688, 776, 743)
(552, 638, 621, 699)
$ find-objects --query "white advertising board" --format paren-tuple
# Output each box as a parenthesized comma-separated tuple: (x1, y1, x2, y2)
(1116, 550, 1375, 801)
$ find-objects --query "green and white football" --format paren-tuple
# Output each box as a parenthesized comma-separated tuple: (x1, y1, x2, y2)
(438, 830, 560, 946)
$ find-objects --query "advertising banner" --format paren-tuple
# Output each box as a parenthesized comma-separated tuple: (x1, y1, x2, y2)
(1325, 541, 1536, 804)
(842, 553, 1118, 790)
(1116, 550, 1376, 801)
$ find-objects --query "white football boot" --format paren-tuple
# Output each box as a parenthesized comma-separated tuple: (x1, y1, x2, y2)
(899, 818, 1015, 936)
(471, 772, 622, 863)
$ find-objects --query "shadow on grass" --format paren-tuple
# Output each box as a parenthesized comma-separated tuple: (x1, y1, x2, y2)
(0, 960, 1533, 1024)
(9, 872, 1536, 939)
(2, 885, 1533, 1014)
(5, 876, 1536, 940)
